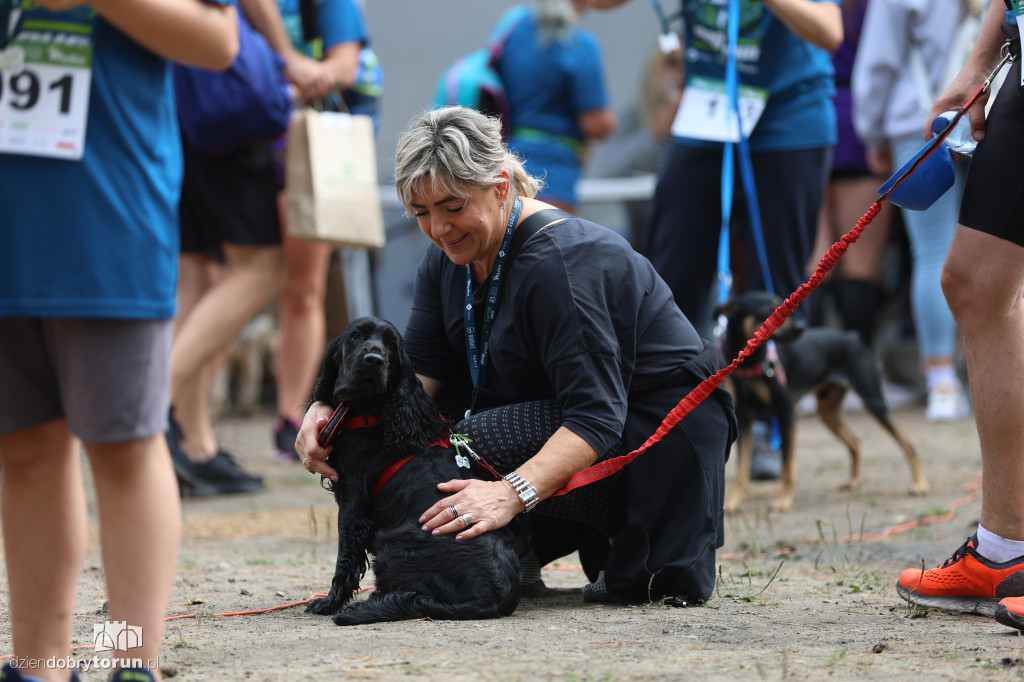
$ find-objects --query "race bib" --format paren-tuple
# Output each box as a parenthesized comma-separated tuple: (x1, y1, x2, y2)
(0, 10, 93, 160)
(671, 75, 767, 143)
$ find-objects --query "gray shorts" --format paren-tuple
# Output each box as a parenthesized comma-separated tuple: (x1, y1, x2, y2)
(0, 317, 172, 443)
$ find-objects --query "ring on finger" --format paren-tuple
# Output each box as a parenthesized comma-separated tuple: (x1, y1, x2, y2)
(449, 505, 458, 520)
(461, 513, 473, 528)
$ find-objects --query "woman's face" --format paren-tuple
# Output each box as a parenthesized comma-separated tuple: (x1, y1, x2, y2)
(410, 177, 509, 282)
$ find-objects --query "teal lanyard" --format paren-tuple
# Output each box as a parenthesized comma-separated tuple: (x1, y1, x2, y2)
(1, 0, 17, 50)
(464, 196, 522, 391)
(717, 0, 741, 305)
(718, 0, 772, 304)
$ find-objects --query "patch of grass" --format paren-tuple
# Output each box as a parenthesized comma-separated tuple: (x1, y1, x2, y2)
(813, 504, 870, 574)
(716, 560, 785, 604)
(833, 570, 886, 595)
(824, 647, 847, 667)
(922, 505, 950, 518)
(233, 549, 275, 566)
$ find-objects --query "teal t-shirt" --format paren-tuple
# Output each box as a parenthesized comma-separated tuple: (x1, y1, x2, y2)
(0, 6, 186, 319)
(677, 0, 839, 152)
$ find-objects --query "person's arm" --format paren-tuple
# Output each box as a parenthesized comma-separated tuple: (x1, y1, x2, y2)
(420, 427, 598, 540)
(320, 40, 362, 92)
(313, 0, 369, 95)
(417, 374, 442, 397)
(236, 0, 333, 98)
(849, 0, 905, 150)
(927, 0, 1007, 144)
(762, 0, 842, 52)
(580, 108, 616, 140)
(86, 0, 239, 70)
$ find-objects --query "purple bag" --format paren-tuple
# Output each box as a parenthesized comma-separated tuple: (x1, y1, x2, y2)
(172, 9, 293, 154)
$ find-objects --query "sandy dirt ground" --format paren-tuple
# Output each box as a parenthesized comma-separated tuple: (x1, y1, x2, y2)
(3, 404, 1024, 681)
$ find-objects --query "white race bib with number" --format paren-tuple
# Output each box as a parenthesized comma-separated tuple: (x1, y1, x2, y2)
(671, 75, 767, 143)
(0, 24, 92, 160)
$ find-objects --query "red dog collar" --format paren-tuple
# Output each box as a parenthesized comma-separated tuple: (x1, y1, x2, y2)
(317, 403, 384, 447)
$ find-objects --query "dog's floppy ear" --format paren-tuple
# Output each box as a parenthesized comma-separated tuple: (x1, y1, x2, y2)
(311, 335, 345, 406)
(383, 334, 446, 455)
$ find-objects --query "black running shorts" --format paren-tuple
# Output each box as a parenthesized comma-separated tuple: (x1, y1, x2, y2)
(179, 137, 282, 254)
(959, 58, 1024, 248)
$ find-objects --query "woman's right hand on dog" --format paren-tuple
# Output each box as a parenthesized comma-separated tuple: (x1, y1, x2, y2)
(297, 402, 339, 482)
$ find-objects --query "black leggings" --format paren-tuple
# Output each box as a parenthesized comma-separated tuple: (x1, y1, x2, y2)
(435, 359, 735, 604)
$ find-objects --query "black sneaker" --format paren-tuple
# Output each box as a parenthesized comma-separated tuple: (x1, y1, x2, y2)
(166, 411, 218, 498)
(1, 663, 80, 681)
(582, 570, 619, 604)
(519, 549, 550, 598)
(750, 419, 782, 481)
(192, 449, 265, 494)
(272, 415, 301, 462)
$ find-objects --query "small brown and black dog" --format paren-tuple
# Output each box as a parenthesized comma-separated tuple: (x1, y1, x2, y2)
(716, 291, 929, 512)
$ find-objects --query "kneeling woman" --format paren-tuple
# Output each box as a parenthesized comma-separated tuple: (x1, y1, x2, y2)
(299, 106, 736, 606)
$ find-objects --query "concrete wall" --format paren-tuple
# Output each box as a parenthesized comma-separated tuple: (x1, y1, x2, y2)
(362, 1, 659, 185)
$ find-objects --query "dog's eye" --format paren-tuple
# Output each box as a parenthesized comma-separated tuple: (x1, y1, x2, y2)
(350, 330, 362, 341)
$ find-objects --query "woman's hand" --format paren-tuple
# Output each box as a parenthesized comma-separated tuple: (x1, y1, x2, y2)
(296, 401, 338, 481)
(419, 479, 521, 541)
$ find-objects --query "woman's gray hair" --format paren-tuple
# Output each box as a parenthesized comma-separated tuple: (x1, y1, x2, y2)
(394, 107, 542, 214)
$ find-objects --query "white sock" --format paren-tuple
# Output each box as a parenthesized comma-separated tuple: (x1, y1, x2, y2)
(976, 524, 1024, 563)
(925, 363, 957, 392)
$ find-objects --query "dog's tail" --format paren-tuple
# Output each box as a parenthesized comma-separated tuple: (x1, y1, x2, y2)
(332, 587, 520, 626)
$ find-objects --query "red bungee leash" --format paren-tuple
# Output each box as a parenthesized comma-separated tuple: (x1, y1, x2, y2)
(545, 44, 1016, 497)
(454, 47, 1014, 499)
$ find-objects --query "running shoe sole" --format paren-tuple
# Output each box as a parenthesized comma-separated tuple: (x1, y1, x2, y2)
(895, 583, 1001, 616)
(995, 603, 1024, 631)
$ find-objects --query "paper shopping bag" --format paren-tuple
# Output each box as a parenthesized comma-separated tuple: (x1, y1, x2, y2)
(285, 109, 386, 249)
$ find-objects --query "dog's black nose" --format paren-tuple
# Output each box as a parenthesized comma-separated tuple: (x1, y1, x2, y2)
(363, 352, 385, 366)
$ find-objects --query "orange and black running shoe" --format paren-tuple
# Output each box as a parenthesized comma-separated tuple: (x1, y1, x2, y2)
(995, 597, 1024, 630)
(896, 535, 1024, 615)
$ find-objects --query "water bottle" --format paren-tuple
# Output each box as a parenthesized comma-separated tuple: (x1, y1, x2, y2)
(932, 111, 977, 156)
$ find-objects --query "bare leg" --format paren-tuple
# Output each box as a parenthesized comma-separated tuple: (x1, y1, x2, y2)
(275, 193, 332, 423)
(826, 176, 891, 284)
(171, 244, 284, 458)
(942, 226, 1024, 539)
(0, 420, 86, 682)
(85, 434, 180, 679)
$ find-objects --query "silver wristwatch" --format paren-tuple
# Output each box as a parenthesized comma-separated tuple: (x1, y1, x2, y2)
(503, 472, 539, 512)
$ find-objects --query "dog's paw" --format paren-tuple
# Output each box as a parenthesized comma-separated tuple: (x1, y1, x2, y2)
(723, 491, 744, 513)
(908, 480, 931, 496)
(838, 477, 861, 492)
(305, 596, 340, 616)
(769, 495, 794, 512)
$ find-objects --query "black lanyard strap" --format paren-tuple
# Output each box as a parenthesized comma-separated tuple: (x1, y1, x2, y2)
(462, 204, 570, 413)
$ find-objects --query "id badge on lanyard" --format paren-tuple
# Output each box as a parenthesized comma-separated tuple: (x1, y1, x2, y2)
(670, 75, 767, 143)
(0, 2, 95, 160)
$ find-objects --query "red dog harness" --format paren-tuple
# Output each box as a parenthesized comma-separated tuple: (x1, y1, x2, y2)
(317, 402, 451, 499)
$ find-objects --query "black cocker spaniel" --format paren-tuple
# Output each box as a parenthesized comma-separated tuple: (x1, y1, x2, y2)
(305, 316, 521, 625)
